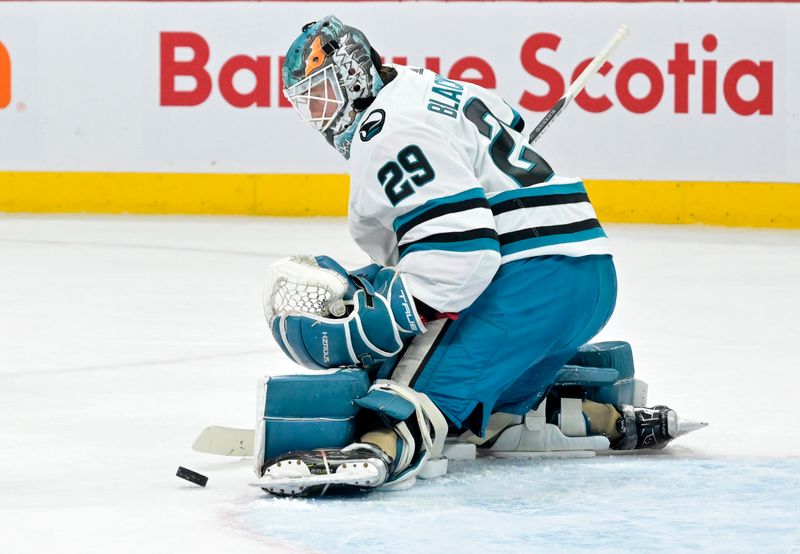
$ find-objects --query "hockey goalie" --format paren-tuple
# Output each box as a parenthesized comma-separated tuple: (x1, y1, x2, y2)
(248, 16, 706, 497)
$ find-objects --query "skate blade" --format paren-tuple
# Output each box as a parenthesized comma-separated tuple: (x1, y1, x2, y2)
(250, 458, 385, 496)
(675, 418, 709, 437)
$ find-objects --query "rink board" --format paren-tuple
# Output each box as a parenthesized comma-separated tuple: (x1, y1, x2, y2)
(0, 1, 799, 226)
(1, 172, 798, 228)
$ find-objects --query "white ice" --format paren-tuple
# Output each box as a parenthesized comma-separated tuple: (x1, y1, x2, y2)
(1, 215, 798, 553)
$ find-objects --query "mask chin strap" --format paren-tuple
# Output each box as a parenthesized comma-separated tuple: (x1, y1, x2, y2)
(352, 48, 396, 113)
(352, 97, 375, 111)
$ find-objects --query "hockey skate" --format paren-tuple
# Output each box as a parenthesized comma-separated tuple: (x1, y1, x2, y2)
(465, 400, 708, 458)
(611, 405, 708, 450)
(255, 443, 391, 497)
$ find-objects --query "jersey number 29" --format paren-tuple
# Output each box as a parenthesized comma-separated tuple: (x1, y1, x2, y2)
(378, 145, 435, 206)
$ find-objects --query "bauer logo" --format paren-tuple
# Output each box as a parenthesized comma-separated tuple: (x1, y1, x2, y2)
(0, 40, 10, 109)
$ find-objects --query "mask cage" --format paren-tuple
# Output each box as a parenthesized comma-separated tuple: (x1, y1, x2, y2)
(284, 65, 346, 131)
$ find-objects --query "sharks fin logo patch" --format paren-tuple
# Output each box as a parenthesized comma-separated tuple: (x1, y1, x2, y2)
(359, 109, 386, 142)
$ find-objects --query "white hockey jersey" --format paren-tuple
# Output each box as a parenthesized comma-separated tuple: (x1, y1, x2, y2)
(348, 66, 611, 313)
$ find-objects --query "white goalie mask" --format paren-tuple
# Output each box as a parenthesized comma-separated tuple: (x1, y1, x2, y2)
(283, 64, 346, 132)
(282, 16, 386, 158)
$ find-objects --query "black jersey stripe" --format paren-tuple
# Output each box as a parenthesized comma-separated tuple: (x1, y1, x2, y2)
(387, 318, 454, 388)
(395, 197, 491, 243)
(398, 228, 499, 257)
(491, 192, 590, 216)
(498, 218, 602, 246)
(408, 318, 453, 389)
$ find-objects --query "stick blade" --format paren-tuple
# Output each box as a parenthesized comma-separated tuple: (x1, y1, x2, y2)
(192, 426, 255, 457)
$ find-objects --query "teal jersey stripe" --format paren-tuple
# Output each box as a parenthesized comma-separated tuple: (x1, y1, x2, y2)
(505, 102, 523, 131)
(488, 182, 587, 207)
(500, 227, 607, 257)
(399, 238, 501, 259)
(392, 188, 486, 233)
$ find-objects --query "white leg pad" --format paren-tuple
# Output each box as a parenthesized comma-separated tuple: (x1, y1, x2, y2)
(442, 441, 477, 461)
(418, 457, 449, 479)
(486, 400, 610, 458)
(418, 442, 478, 479)
(632, 379, 649, 407)
(558, 397, 588, 437)
(369, 380, 450, 486)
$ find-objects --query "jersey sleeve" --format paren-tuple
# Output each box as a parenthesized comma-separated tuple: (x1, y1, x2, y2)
(349, 123, 501, 313)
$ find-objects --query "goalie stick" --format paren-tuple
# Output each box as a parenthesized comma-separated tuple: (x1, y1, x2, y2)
(192, 426, 254, 457)
(528, 24, 629, 145)
(191, 417, 708, 459)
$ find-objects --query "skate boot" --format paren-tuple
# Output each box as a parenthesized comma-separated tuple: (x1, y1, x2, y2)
(611, 405, 708, 450)
(256, 443, 391, 497)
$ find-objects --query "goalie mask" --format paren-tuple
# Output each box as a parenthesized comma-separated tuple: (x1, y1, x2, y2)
(283, 16, 385, 159)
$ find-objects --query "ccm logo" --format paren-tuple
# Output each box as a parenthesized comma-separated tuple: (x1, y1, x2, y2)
(0, 41, 10, 109)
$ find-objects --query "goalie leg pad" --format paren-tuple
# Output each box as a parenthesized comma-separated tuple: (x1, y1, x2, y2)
(253, 369, 370, 477)
(484, 404, 611, 457)
(253, 378, 449, 496)
(356, 380, 449, 486)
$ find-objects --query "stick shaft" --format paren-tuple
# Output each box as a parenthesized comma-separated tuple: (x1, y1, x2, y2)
(566, 24, 629, 100)
(528, 24, 629, 145)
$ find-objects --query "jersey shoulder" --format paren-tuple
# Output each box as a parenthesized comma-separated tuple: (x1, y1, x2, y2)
(350, 67, 476, 153)
(352, 67, 434, 151)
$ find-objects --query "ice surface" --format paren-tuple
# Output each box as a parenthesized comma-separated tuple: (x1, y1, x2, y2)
(1, 215, 798, 553)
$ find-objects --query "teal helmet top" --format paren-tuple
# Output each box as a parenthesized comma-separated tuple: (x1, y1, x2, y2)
(282, 16, 385, 159)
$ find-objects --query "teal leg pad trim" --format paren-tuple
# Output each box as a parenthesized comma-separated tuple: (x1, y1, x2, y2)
(258, 369, 371, 462)
(556, 341, 641, 405)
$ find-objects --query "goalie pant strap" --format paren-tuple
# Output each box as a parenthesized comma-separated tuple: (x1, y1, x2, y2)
(368, 380, 448, 488)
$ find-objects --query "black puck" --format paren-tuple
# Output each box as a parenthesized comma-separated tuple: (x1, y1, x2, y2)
(177, 466, 208, 487)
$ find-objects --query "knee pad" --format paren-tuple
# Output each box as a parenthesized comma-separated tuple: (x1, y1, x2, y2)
(551, 341, 648, 439)
(558, 340, 648, 406)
